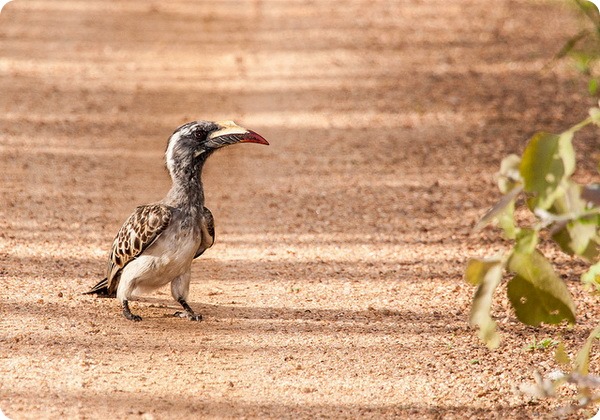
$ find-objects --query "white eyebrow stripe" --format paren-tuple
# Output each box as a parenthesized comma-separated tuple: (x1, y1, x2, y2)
(165, 131, 182, 173)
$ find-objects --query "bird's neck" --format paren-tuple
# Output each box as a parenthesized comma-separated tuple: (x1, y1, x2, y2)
(164, 165, 205, 213)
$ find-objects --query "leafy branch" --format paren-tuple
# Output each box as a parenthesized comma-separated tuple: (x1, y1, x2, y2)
(464, 1, 600, 414)
(466, 109, 600, 349)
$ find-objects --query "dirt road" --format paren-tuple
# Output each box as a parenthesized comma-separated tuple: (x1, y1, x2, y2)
(1, 1, 600, 418)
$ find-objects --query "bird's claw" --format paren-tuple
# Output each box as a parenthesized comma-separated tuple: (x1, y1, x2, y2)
(124, 313, 142, 322)
(173, 311, 202, 321)
(122, 300, 142, 321)
(189, 313, 203, 321)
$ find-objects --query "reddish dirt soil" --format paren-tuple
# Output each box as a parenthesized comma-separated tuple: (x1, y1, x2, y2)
(1, 1, 600, 418)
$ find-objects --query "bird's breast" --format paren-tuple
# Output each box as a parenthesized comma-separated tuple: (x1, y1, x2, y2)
(159, 225, 200, 262)
(135, 224, 201, 279)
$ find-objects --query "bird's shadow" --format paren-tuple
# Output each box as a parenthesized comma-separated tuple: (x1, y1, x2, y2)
(124, 295, 462, 337)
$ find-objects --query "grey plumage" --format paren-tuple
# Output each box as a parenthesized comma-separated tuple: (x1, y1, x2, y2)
(85, 120, 268, 321)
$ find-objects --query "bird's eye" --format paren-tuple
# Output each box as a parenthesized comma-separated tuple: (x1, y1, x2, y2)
(193, 130, 204, 140)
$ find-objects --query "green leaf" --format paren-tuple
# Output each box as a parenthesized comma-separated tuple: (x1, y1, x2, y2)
(506, 250, 576, 326)
(574, 0, 600, 26)
(467, 258, 503, 349)
(465, 258, 502, 286)
(582, 261, 600, 290)
(514, 229, 539, 254)
(553, 220, 600, 262)
(550, 182, 600, 260)
(566, 217, 599, 258)
(519, 132, 575, 210)
(552, 181, 587, 215)
(574, 323, 600, 375)
(498, 154, 522, 194)
(549, 181, 600, 260)
(497, 199, 517, 240)
(589, 79, 599, 96)
(474, 185, 523, 233)
(558, 132, 576, 175)
(555, 341, 571, 365)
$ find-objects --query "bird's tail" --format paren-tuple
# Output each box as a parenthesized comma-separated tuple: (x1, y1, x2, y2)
(83, 278, 114, 297)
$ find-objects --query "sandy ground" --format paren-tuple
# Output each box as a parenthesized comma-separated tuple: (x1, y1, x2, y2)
(2, 0, 600, 418)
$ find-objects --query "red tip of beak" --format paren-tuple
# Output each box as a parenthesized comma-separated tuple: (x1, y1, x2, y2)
(240, 130, 269, 145)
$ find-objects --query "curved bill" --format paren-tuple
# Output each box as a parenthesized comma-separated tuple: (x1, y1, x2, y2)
(208, 120, 269, 147)
(238, 130, 269, 145)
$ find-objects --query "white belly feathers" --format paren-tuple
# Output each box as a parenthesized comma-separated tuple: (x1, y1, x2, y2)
(117, 223, 201, 298)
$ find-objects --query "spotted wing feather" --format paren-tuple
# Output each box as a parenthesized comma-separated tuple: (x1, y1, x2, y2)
(106, 204, 172, 294)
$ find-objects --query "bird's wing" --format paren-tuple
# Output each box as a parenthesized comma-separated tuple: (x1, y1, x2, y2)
(194, 206, 215, 259)
(106, 204, 172, 293)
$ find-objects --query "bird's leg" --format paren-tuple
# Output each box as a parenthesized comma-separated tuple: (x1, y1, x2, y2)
(171, 273, 201, 321)
(174, 298, 202, 321)
(122, 300, 142, 322)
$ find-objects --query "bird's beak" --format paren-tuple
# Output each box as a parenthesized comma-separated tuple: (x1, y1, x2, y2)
(208, 120, 269, 147)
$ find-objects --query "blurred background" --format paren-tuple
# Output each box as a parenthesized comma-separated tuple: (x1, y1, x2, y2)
(3, 0, 593, 243)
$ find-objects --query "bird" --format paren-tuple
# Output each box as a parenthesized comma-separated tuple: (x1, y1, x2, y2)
(85, 120, 269, 321)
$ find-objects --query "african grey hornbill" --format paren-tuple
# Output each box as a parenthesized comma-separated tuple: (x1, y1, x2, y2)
(85, 120, 269, 321)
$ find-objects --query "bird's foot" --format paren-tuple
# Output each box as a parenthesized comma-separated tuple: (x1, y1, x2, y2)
(175, 298, 202, 321)
(122, 300, 142, 322)
(173, 311, 202, 321)
(125, 312, 142, 322)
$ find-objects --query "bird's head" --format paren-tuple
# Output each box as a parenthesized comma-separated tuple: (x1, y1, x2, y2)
(165, 120, 269, 178)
